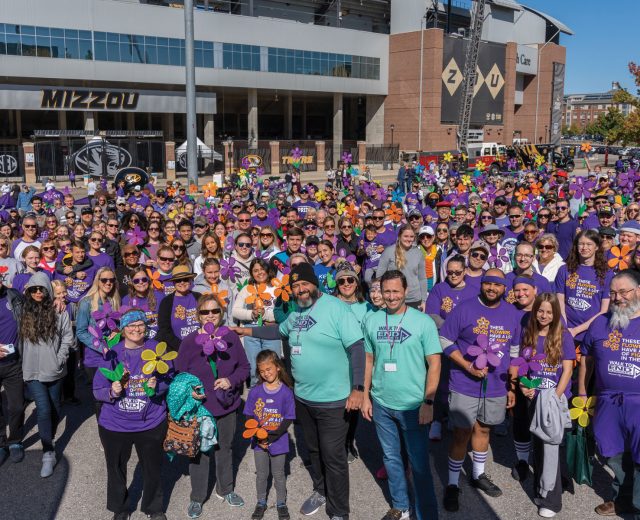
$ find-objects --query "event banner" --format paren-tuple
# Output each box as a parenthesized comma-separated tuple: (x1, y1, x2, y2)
(550, 62, 565, 146)
(441, 36, 506, 125)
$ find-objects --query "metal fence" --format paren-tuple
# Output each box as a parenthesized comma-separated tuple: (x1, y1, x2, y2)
(232, 140, 271, 175)
(365, 144, 399, 165)
(0, 145, 25, 182)
(175, 149, 223, 178)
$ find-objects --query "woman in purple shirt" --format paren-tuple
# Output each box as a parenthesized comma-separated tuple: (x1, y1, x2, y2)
(87, 230, 115, 273)
(175, 293, 250, 517)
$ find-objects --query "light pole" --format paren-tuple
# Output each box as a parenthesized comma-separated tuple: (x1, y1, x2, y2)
(390, 124, 395, 169)
(184, 0, 198, 187)
(225, 135, 233, 186)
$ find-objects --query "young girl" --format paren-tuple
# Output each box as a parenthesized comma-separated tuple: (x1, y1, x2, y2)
(243, 350, 295, 520)
(52, 280, 79, 405)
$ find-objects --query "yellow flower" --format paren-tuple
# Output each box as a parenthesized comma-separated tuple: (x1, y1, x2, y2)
(141, 342, 177, 375)
(443, 152, 453, 163)
(534, 155, 544, 167)
(315, 190, 327, 202)
(336, 202, 346, 215)
(569, 396, 596, 427)
(476, 160, 486, 172)
(461, 175, 471, 186)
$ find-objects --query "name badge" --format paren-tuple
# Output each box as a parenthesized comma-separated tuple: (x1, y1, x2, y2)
(384, 362, 397, 372)
(291, 346, 302, 356)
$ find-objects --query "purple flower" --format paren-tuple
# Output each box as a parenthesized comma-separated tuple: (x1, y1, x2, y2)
(510, 346, 546, 377)
(220, 256, 241, 282)
(507, 157, 518, 171)
(241, 157, 252, 169)
(569, 177, 594, 200)
(467, 334, 502, 370)
(125, 226, 147, 246)
(195, 322, 229, 356)
(523, 194, 541, 214)
(290, 147, 303, 160)
(489, 246, 510, 268)
(88, 325, 108, 354)
(332, 247, 356, 264)
(91, 301, 121, 331)
(224, 235, 235, 252)
(341, 151, 353, 164)
(256, 166, 265, 176)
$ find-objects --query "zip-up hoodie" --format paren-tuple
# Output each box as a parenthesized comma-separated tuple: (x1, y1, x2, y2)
(20, 272, 74, 382)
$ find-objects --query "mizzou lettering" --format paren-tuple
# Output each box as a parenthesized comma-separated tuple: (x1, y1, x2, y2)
(40, 89, 140, 111)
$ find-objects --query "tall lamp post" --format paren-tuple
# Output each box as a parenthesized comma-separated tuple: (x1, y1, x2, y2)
(184, 0, 198, 187)
(390, 123, 395, 169)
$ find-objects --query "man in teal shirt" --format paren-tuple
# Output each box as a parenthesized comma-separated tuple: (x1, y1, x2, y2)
(236, 262, 365, 520)
(362, 270, 441, 520)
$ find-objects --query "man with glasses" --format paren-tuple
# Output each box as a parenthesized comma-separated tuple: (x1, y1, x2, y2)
(618, 220, 640, 251)
(597, 205, 618, 231)
(127, 185, 150, 212)
(547, 198, 579, 260)
(503, 242, 552, 302)
(236, 210, 253, 234)
(372, 209, 397, 248)
(580, 270, 640, 518)
(80, 207, 94, 235)
(465, 241, 490, 291)
(582, 194, 609, 230)
(440, 225, 474, 281)
(152, 190, 168, 213)
(407, 209, 424, 235)
(502, 205, 526, 257)
(303, 219, 319, 239)
(252, 203, 273, 228)
(293, 187, 318, 217)
(491, 197, 509, 228)
(435, 201, 453, 225)
(12, 216, 41, 260)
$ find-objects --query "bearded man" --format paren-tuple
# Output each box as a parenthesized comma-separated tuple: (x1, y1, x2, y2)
(234, 262, 365, 520)
(580, 270, 640, 517)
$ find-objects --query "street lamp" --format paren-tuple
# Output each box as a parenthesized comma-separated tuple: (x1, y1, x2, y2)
(390, 124, 395, 169)
(225, 135, 233, 186)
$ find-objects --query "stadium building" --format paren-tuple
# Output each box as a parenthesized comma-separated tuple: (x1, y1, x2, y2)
(0, 0, 571, 183)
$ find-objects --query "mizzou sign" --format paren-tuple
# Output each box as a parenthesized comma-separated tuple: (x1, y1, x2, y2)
(41, 89, 139, 111)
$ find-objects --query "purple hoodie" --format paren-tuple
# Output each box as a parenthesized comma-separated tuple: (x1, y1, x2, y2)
(175, 329, 250, 418)
(93, 339, 172, 433)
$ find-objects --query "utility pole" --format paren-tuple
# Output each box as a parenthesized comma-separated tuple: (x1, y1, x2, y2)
(184, 0, 198, 187)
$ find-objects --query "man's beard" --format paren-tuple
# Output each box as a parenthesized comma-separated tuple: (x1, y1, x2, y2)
(480, 291, 503, 306)
(295, 287, 320, 309)
(610, 299, 640, 330)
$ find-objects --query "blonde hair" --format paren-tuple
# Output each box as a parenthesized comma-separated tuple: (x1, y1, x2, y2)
(84, 266, 121, 313)
(395, 224, 414, 270)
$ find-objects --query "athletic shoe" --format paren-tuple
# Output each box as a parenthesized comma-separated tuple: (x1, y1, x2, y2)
(251, 503, 268, 519)
(443, 485, 460, 512)
(375, 466, 388, 480)
(381, 508, 410, 520)
(429, 421, 442, 441)
(300, 491, 326, 515)
(40, 451, 56, 478)
(0, 448, 8, 467)
(9, 444, 24, 463)
(187, 500, 203, 518)
(215, 491, 245, 507)
(470, 473, 502, 497)
(347, 451, 357, 464)
(277, 504, 291, 520)
(112, 513, 130, 520)
(538, 507, 556, 518)
(511, 460, 530, 482)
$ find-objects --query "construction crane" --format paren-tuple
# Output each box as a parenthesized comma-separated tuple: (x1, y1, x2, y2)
(457, 0, 488, 156)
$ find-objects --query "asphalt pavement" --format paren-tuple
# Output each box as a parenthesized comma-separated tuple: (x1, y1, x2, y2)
(0, 374, 630, 520)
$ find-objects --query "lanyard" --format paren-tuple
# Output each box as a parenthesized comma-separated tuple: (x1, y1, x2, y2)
(385, 308, 407, 360)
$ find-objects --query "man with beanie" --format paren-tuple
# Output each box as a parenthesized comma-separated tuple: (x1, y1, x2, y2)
(234, 263, 366, 520)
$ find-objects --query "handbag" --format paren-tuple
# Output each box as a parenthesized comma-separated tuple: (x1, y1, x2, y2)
(163, 415, 201, 458)
(565, 425, 593, 486)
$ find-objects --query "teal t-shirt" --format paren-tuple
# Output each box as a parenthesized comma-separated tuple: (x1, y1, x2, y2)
(279, 294, 363, 403)
(347, 301, 372, 325)
(363, 306, 442, 411)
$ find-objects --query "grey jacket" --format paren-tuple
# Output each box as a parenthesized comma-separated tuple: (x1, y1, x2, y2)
(529, 388, 572, 498)
(20, 272, 74, 382)
(376, 245, 428, 303)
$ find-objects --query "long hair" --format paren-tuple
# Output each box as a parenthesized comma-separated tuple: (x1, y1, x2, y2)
(84, 266, 121, 313)
(255, 349, 293, 388)
(126, 266, 157, 310)
(199, 231, 222, 259)
(521, 293, 564, 367)
(249, 258, 275, 285)
(566, 229, 608, 286)
(332, 273, 365, 303)
(395, 224, 414, 270)
(20, 287, 57, 344)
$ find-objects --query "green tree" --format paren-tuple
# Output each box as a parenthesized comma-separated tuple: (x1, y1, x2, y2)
(586, 108, 625, 143)
(610, 62, 640, 144)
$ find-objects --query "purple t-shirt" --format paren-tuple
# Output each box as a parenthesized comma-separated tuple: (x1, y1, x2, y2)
(375, 227, 398, 248)
(54, 267, 95, 303)
(554, 264, 613, 340)
(547, 218, 579, 259)
(243, 382, 296, 456)
(425, 281, 476, 320)
(88, 252, 115, 272)
(504, 271, 553, 303)
(170, 293, 200, 340)
(122, 292, 163, 339)
(521, 331, 576, 397)
(360, 237, 383, 271)
(464, 274, 483, 293)
(440, 298, 522, 398)
(292, 200, 318, 216)
(581, 314, 640, 395)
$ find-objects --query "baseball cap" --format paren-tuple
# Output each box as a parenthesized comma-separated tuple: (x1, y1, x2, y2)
(257, 203, 268, 210)
(156, 189, 166, 196)
(134, 185, 141, 192)
(81, 207, 93, 215)
(598, 205, 614, 216)
(597, 226, 617, 237)
(418, 225, 435, 237)
(494, 196, 508, 206)
(305, 236, 320, 246)
(470, 240, 490, 254)
(116, 197, 126, 205)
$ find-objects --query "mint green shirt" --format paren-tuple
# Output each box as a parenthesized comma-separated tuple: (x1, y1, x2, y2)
(363, 307, 441, 411)
(279, 294, 363, 403)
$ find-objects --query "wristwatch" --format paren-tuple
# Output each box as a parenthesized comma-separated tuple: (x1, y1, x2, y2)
(352, 385, 365, 392)
(423, 398, 434, 406)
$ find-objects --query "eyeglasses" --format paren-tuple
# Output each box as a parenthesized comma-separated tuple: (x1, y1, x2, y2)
(132, 277, 149, 284)
(107, 223, 118, 228)
(324, 224, 335, 229)
(42, 246, 56, 252)
(23, 224, 36, 229)
(28, 286, 45, 294)
(470, 251, 488, 260)
(199, 308, 222, 316)
(238, 219, 251, 223)
(341, 225, 353, 230)
(436, 228, 448, 233)
(537, 244, 555, 250)
(610, 288, 636, 299)
(159, 256, 175, 262)
(509, 214, 523, 219)
(125, 323, 146, 330)
(90, 237, 103, 243)
(99, 277, 115, 284)
(260, 233, 273, 238)
(172, 245, 186, 250)
(447, 270, 464, 276)
(557, 206, 569, 210)
(237, 242, 252, 248)
(515, 253, 534, 259)
(337, 276, 356, 285)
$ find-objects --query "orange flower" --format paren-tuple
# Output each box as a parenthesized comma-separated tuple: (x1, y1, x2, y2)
(246, 283, 270, 305)
(167, 187, 176, 197)
(608, 245, 632, 270)
(189, 184, 198, 193)
(203, 182, 218, 197)
(146, 269, 164, 290)
(242, 418, 268, 440)
(516, 187, 530, 201)
(345, 203, 359, 222)
(271, 275, 292, 302)
(386, 205, 403, 223)
(210, 283, 229, 307)
(529, 182, 543, 196)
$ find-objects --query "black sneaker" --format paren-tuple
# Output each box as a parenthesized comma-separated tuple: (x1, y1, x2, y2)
(511, 460, 530, 482)
(470, 473, 502, 497)
(443, 485, 460, 512)
(251, 503, 268, 520)
(277, 504, 291, 520)
(112, 513, 130, 520)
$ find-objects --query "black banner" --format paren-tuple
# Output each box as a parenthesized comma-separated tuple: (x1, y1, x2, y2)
(0, 146, 23, 180)
(550, 62, 565, 147)
(441, 36, 506, 125)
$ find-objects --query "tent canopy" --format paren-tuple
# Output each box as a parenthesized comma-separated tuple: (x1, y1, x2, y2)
(176, 138, 222, 160)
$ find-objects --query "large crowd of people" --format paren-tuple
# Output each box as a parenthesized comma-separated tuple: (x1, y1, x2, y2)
(0, 156, 639, 520)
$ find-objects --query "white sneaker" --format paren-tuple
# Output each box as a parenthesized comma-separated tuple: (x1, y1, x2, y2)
(538, 507, 556, 518)
(429, 421, 442, 441)
(40, 451, 56, 478)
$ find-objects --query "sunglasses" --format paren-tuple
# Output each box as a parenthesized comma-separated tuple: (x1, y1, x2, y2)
(324, 225, 335, 229)
(23, 224, 36, 229)
(447, 270, 464, 276)
(90, 237, 103, 243)
(199, 308, 222, 316)
(341, 225, 353, 230)
(437, 229, 448, 233)
(470, 251, 488, 260)
(194, 224, 206, 229)
(337, 276, 356, 285)
(172, 245, 185, 250)
(538, 214, 550, 219)
(373, 216, 384, 220)
(237, 242, 252, 248)
(107, 223, 118, 228)
(41, 246, 56, 252)
(409, 215, 422, 221)
(557, 206, 569, 210)
(132, 277, 149, 284)
(124, 251, 140, 258)
(158, 256, 175, 262)
(509, 214, 523, 219)
(480, 216, 493, 221)
(484, 231, 501, 237)
(99, 277, 115, 284)
(260, 233, 273, 238)
(538, 244, 555, 250)
(238, 219, 251, 223)
(28, 286, 45, 294)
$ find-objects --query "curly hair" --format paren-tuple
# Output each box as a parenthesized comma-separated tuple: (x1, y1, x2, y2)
(566, 229, 608, 286)
(20, 288, 57, 344)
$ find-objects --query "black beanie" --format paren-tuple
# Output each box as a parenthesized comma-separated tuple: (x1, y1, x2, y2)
(290, 262, 318, 287)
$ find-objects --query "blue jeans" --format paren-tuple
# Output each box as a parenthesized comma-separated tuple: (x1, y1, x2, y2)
(26, 379, 63, 452)
(373, 399, 438, 520)
(244, 329, 281, 386)
(608, 452, 640, 518)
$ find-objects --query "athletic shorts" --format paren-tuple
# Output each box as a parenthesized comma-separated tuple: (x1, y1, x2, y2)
(448, 390, 507, 429)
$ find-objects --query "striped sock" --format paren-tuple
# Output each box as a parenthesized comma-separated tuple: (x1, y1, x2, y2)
(514, 441, 531, 462)
(448, 457, 464, 486)
(472, 450, 488, 480)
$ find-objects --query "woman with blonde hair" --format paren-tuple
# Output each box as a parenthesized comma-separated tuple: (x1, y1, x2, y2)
(533, 234, 565, 282)
(76, 266, 121, 418)
(376, 224, 427, 309)
(509, 292, 575, 517)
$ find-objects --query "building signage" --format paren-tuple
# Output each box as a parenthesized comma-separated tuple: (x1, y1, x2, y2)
(515, 44, 538, 75)
(468, 129, 484, 143)
(0, 84, 216, 114)
(72, 139, 132, 177)
(0, 155, 18, 175)
(282, 155, 314, 165)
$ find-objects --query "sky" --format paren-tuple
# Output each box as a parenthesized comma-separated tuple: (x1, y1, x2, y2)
(520, 0, 638, 95)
